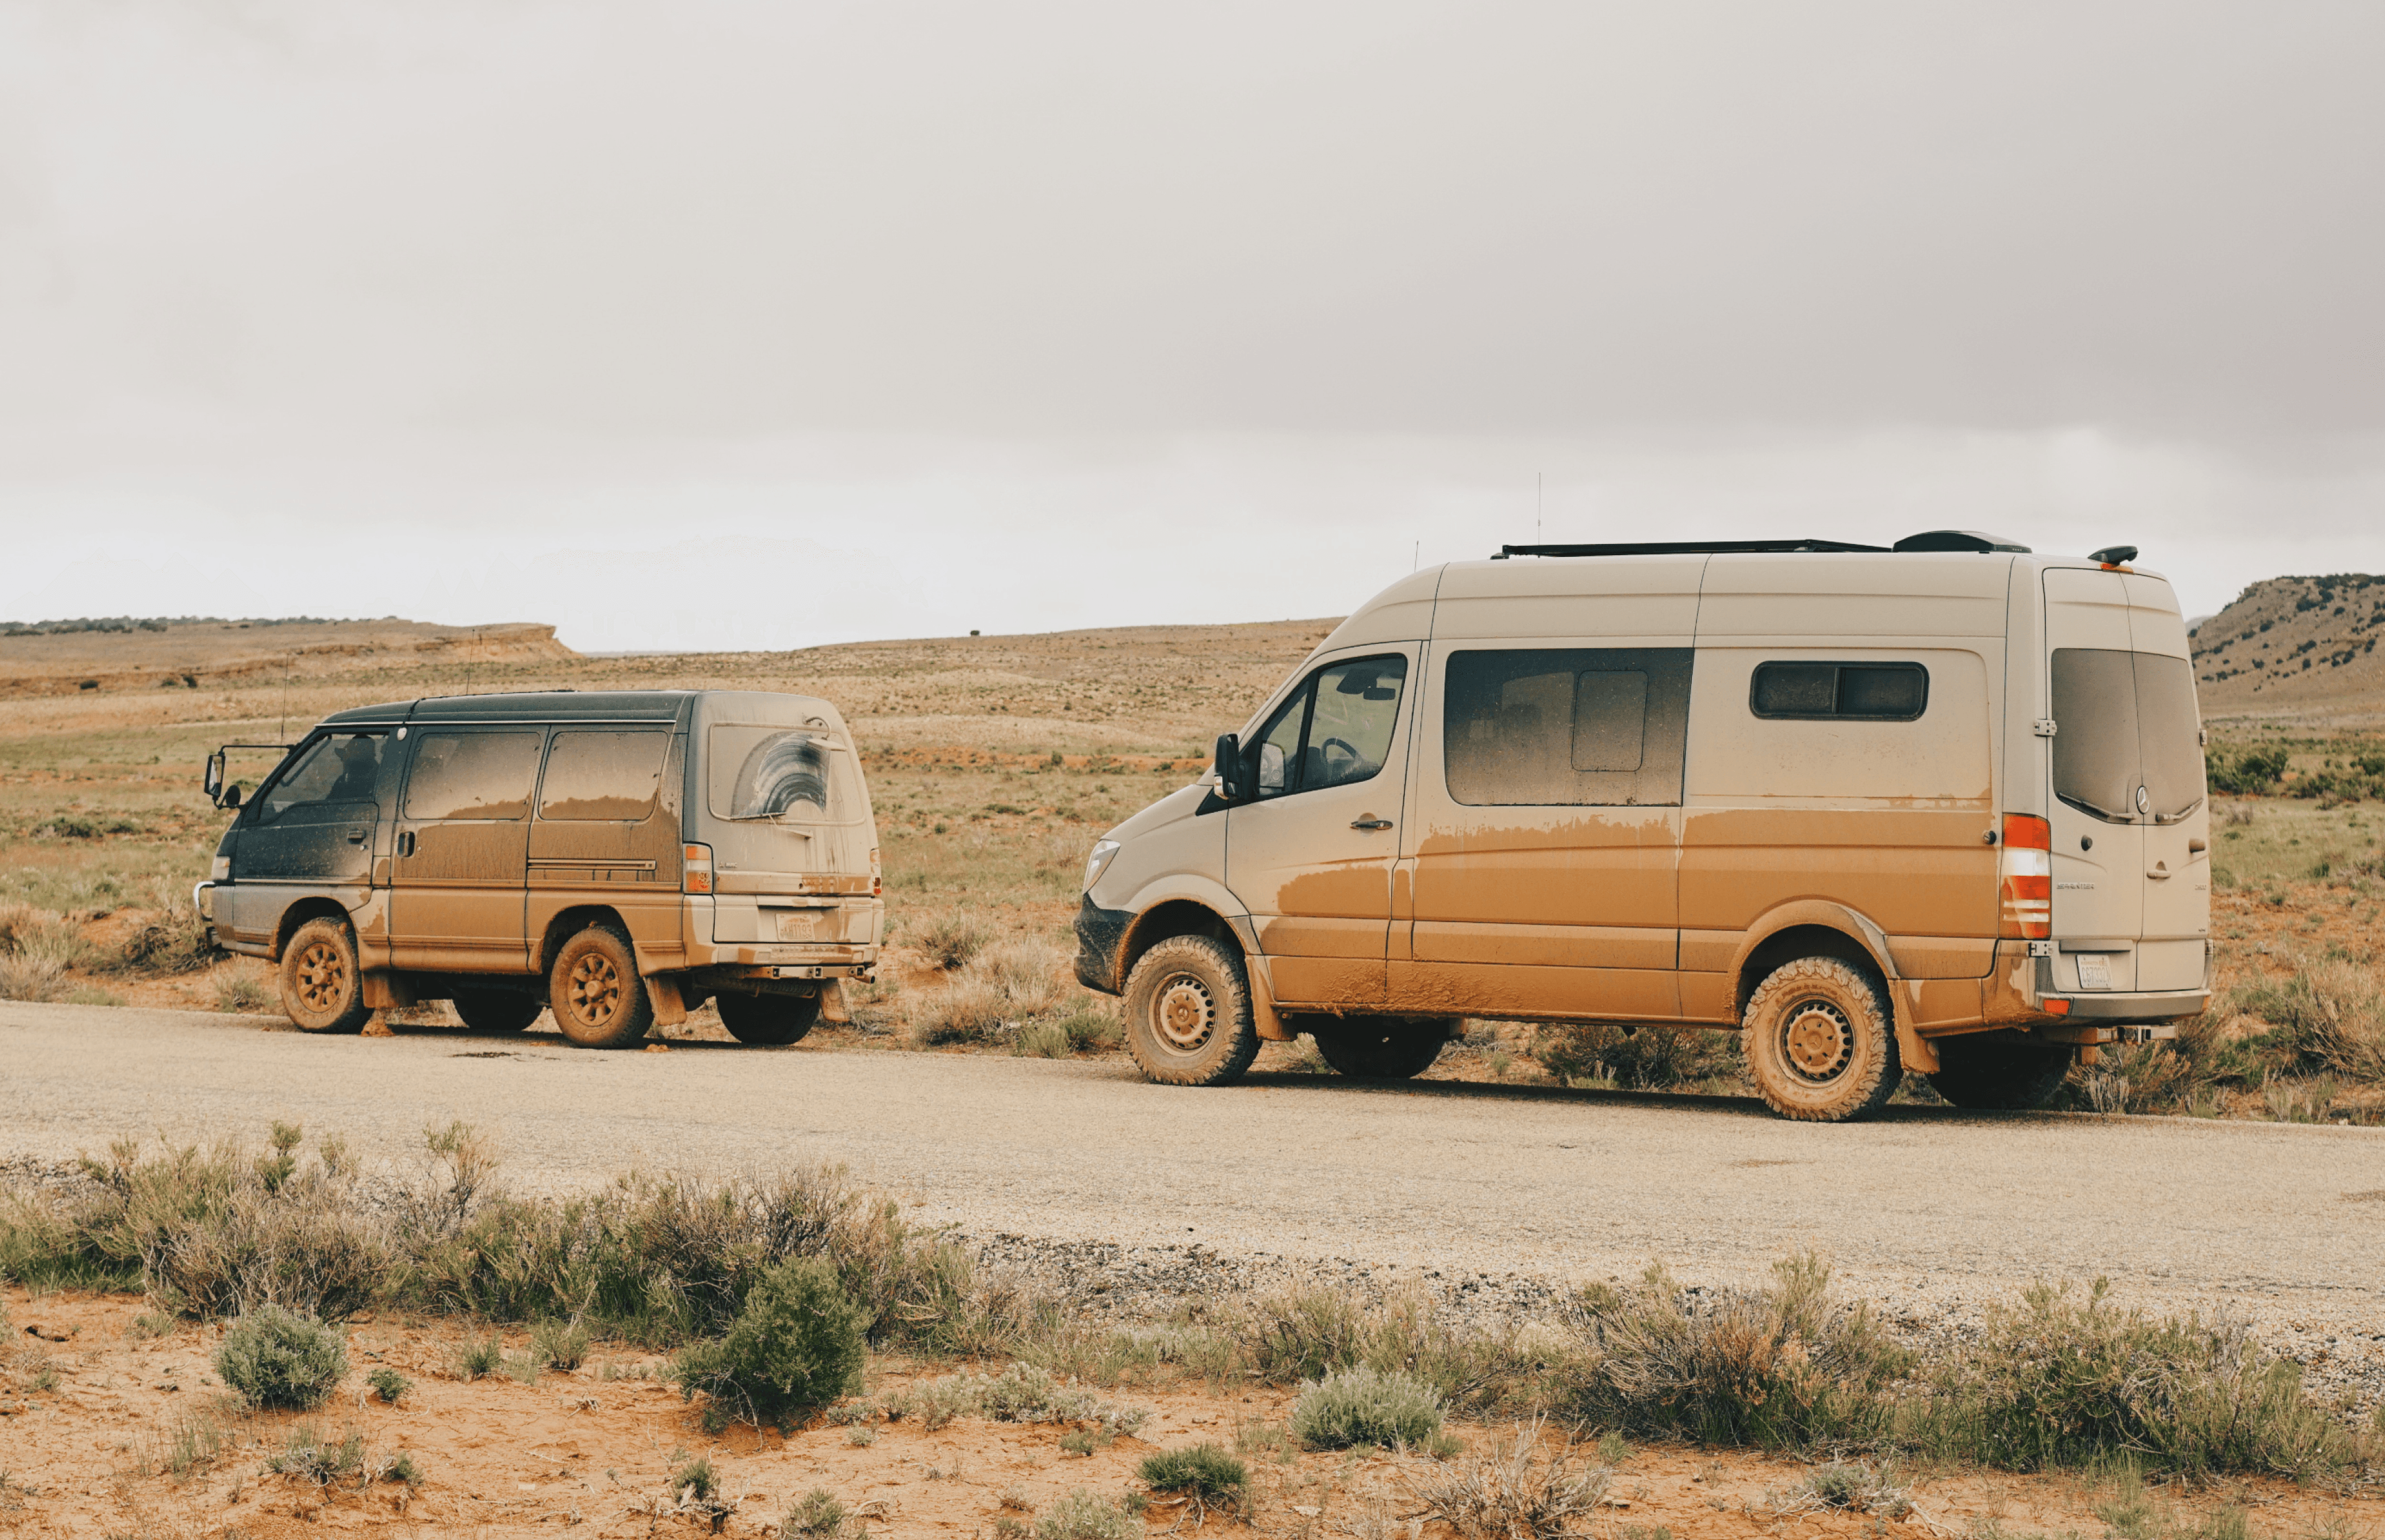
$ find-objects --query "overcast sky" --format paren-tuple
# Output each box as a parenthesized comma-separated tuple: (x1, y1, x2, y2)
(3, 1, 2381, 651)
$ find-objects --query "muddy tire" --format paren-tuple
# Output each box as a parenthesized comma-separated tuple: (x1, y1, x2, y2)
(1122, 935, 1260, 1086)
(451, 987, 543, 1033)
(1742, 956, 1900, 1123)
(1312, 1018, 1449, 1080)
(1927, 1038, 2073, 1110)
(278, 917, 373, 1034)
(547, 924, 654, 1049)
(717, 989, 820, 1046)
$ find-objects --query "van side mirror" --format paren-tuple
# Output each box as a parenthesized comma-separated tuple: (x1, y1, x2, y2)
(1213, 733, 1244, 804)
(204, 751, 224, 800)
(222, 783, 243, 810)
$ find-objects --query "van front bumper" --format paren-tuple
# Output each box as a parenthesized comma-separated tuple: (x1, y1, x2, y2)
(1074, 895, 1133, 994)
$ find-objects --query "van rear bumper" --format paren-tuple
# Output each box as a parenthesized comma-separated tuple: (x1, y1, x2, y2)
(2043, 989, 2208, 1021)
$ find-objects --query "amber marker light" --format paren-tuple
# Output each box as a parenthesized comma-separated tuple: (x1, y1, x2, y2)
(1999, 813, 2052, 940)
(683, 843, 714, 894)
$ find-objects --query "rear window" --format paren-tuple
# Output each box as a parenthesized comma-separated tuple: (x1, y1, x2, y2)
(538, 731, 670, 821)
(2050, 648, 2204, 822)
(402, 732, 543, 821)
(707, 725, 862, 823)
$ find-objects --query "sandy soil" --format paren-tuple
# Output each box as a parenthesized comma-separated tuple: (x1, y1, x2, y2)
(5, 1286, 2376, 1540)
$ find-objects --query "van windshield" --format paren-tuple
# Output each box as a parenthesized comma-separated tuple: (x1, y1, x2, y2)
(2050, 648, 2204, 822)
(707, 725, 863, 824)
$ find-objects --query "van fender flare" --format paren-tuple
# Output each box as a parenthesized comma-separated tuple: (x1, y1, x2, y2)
(1110, 876, 1291, 1041)
(1725, 900, 1940, 1076)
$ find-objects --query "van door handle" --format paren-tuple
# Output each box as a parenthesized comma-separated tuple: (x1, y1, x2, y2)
(2146, 861, 2171, 879)
(1350, 816, 1393, 831)
(397, 831, 415, 857)
(346, 828, 367, 845)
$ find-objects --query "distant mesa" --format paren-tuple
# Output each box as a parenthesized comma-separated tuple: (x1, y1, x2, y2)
(2189, 574, 2385, 715)
(0, 617, 574, 697)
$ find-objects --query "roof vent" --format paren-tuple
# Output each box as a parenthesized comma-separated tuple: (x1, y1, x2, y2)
(1891, 530, 2032, 553)
(2089, 544, 2138, 566)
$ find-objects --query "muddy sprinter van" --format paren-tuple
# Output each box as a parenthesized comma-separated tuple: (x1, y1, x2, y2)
(1074, 533, 2210, 1122)
(195, 690, 882, 1048)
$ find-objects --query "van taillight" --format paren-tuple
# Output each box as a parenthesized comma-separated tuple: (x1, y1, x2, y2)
(870, 846, 881, 899)
(1998, 814, 2051, 940)
(683, 843, 714, 895)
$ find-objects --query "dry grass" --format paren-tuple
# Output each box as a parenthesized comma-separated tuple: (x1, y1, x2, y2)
(1412, 1416, 1610, 1539)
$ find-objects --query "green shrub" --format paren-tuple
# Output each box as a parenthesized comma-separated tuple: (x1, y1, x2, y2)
(214, 972, 275, 1013)
(1138, 1442, 1248, 1503)
(368, 1367, 411, 1404)
(784, 1488, 847, 1538)
(532, 1317, 589, 1370)
(1013, 1021, 1072, 1058)
(1035, 1489, 1138, 1540)
(2229, 957, 2385, 1083)
(263, 1425, 366, 1485)
(452, 1333, 504, 1380)
(1242, 1285, 1546, 1415)
(1535, 1023, 1743, 1090)
(1288, 1366, 1444, 1449)
(215, 1304, 348, 1410)
(914, 912, 991, 969)
(1923, 1279, 2353, 1476)
(2207, 746, 2289, 795)
(1563, 1251, 1906, 1449)
(672, 1256, 868, 1429)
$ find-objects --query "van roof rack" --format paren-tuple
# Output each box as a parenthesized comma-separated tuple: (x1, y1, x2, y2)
(1492, 530, 2032, 559)
(1494, 539, 1887, 558)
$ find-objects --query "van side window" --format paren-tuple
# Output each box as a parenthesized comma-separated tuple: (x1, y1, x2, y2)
(1445, 648, 1692, 806)
(1248, 656, 1409, 800)
(538, 731, 670, 821)
(256, 732, 387, 824)
(1750, 661, 1928, 720)
(402, 732, 543, 821)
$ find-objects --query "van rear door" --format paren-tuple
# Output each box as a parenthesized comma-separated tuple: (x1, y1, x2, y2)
(2041, 569, 2209, 989)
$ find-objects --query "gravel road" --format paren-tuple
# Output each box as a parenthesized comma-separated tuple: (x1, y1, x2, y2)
(6, 1000, 2383, 1393)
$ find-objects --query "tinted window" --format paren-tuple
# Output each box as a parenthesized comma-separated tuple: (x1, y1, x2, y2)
(258, 732, 386, 824)
(1445, 648, 1692, 806)
(2051, 648, 2205, 822)
(1247, 655, 1409, 800)
(1751, 661, 1928, 720)
(402, 732, 543, 821)
(708, 725, 862, 822)
(538, 731, 670, 821)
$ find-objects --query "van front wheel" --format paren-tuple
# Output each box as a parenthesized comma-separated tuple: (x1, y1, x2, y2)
(279, 917, 373, 1034)
(548, 925, 655, 1049)
(1122, 935, 1260, 1086)
(1743, 956, 1899, 1122)
(717, 989, 820, 1046)
(1312, 1018, 1448, 1080)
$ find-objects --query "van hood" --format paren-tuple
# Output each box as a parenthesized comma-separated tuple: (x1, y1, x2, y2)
(1104, 781, 1210, 844)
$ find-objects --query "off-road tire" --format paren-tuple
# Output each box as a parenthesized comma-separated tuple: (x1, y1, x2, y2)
(1927, 1038, 2073, 1110)
(1743, 956, 1900, 1122)
(547, 924, 655, 1049)
(717, 989, 821, 1046)
(451, 987, 543, 1034)
(1312, 1017, 1450, 1080)
(1122, 934, 1261, 1086)
(278, 917, 373, 1034)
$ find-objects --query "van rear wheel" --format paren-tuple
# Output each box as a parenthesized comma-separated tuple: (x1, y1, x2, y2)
(452, 987, 543, 1034)
(1122, 935, 1260, 1086)
(1743, 956, 1900, 1122)
(1312, 1018, 1448, 1080)
(1927, 1038, 2073, 1110)
(548, 925, 655, 1049)
(717, 989, 821, 1046)
(279, 917, 373, 1034)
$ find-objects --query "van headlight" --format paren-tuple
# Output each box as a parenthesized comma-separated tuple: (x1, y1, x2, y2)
(1083, 840, 1122, 892)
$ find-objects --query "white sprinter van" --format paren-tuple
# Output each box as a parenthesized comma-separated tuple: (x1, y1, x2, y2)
(1072, 533, 2210, 1122)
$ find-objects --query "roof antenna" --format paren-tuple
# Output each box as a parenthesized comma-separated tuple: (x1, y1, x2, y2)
(1535, 471, 1542, 553)
(1412, 540, 1419, 573)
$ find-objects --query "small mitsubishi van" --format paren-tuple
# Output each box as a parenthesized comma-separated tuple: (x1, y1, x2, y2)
(1074, 533, 2210, 1121)
(196, 690, 882, 1048)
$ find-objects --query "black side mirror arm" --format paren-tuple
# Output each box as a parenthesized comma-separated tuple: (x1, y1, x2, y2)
(222, 784, 243, 810)
(1212, 733, 1244, 805)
